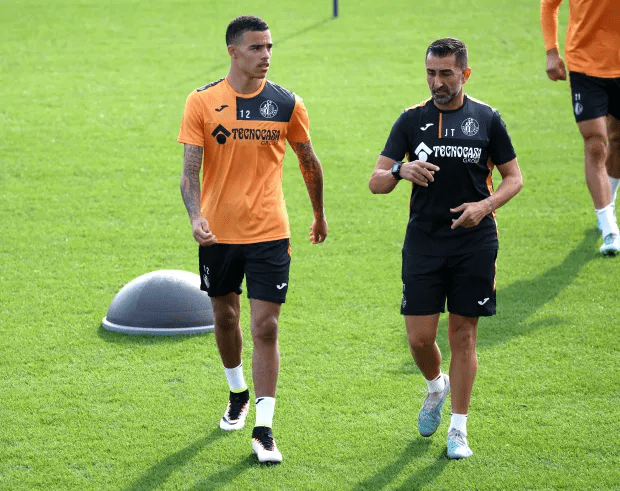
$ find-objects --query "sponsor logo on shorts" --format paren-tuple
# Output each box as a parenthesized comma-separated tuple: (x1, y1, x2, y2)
(478, 297, 489, 305)
(574, 102, 583, 116)
(203, 266, 210, 288)
(276, 283, 287, 290)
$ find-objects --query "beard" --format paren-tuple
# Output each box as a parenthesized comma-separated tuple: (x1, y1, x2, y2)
(431, 86, 459, 105)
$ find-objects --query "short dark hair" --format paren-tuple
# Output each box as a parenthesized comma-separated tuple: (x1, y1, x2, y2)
(426, 38, 468, 70)
(226, 15, 269, 46)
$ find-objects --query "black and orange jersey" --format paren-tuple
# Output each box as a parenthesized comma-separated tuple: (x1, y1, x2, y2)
(381, 96, 516, 256)
(541, 0, 620, 78)
(178, 77, 310, 244)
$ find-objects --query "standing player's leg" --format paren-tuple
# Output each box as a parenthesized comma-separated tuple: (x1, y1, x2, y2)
(606, 114, 620, 216)
(212, 293, 243, 368)
(199, 244, 249, 431)
(446, 313, 478, 459)
(579, 116, 620, 254)
(211, 293, 251, 431)
(447, 314, 478, 414)
(405, 314, 450, 438)
(579, 116, 611, 210)
(250, 299, 281, 400)
(250, 299, 283, 463)
(570, 72, 620, 253)
(405, 314, 442, 382)
(244, 239, 290, 463)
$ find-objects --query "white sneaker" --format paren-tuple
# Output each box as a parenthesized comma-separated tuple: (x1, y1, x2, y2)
(252, 426, 283, 463)
(220, 390, 249, 431)
(600, 233, 620, 256)
(447, 428, 473, 459)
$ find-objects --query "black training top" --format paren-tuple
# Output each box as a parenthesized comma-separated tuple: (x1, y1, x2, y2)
(381, 95, 516, 256)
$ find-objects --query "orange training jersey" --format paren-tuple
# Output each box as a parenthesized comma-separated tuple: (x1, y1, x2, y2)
(177, 78, 311, 244)
(541, 0, 620, 78)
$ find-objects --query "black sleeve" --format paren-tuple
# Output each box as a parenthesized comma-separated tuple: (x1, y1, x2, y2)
(380, 111, 409, 162)
(488, 110, 516, 165)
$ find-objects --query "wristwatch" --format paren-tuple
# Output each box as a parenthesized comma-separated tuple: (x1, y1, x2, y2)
(391, 161, 403, 181)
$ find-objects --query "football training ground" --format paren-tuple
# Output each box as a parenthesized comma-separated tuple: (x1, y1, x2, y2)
(1, 0, 618, 489)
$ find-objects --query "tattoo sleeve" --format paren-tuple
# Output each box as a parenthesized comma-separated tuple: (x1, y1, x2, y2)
(180, 144, 204, 220)
(290, 140, 325, 216)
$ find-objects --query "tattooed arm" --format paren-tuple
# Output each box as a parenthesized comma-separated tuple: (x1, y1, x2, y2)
(289, 140, 328, 244)
(180, 144, 217, 246)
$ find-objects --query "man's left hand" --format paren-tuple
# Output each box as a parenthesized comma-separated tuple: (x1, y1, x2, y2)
(309, 216, 328, 244)
(450, 201, 490, 229)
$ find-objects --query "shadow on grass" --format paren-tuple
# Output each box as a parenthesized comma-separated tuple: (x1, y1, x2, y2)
(479, 227, 600, 348)
(352, 439, 448, 491)
(186, 454, 262, 491)
(121, 429, 225, 491)
(122, 429, 272, 490)
(96, 323, 211, 345)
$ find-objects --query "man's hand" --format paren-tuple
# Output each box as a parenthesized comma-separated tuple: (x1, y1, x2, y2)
(309, 215, 328, 244)
(400, 160, 440, 187)
(546, 49, 567, 81)
(191, 216, 217, 246)
(450, 200, 490, 229)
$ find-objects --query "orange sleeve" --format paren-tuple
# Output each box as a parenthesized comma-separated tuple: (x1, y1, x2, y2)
(177, 91, 206, 147)
(286, 96, 311, 143)
(540, 0, 563, 51)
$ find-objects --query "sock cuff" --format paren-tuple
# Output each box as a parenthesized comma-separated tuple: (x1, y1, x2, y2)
(595, 203, 614, 214)
(224, 363, 247, 392)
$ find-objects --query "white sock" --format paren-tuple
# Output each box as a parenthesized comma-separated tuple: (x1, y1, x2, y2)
(255, 397, 276, 428)
(450, 413, 468, 435)
(595, 204, 620, 237)
(426, 373, 445, 393)
(224, 363, 247, 392)
(610, 177, 620, 203)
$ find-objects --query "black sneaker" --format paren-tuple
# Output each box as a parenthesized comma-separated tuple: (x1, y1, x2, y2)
(220, 389, 249, 431)
(251, 426, 283, 463)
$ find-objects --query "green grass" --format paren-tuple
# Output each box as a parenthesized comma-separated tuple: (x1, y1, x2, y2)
(2, 0, 619, 489)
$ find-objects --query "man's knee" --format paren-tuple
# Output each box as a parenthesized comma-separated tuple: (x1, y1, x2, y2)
(583, 133, 608, 164)
(407, 332, 436, 351)
(211, 298, 240, 331)
(253, 315, 279, 344)
(448, 316, 478, 350)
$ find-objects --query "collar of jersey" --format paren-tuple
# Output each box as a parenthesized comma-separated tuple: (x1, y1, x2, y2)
(224, 77, 267, 98)
(433, 94, 469, 113)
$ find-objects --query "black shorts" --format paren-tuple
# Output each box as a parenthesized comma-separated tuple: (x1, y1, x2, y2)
(401, 249, 497, 317)
(198, 238, 291, 303)
(569, 72, 620, 123)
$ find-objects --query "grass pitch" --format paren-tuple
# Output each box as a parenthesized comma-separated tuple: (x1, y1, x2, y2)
(1, 0, 619, 489)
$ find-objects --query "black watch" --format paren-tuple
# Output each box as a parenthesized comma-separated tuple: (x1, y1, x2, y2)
(391, 161, 403, 181)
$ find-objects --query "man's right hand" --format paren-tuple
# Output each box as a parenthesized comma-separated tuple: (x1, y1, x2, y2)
(400, 160, 440, 187)
(191, 216, 217, 246)
(546, 49, 567, 81)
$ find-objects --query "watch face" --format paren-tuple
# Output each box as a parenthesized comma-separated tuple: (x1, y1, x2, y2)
(392, 162, 402, 178)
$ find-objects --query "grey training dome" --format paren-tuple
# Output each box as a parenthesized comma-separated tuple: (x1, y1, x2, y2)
(102, 270, 214, 335)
